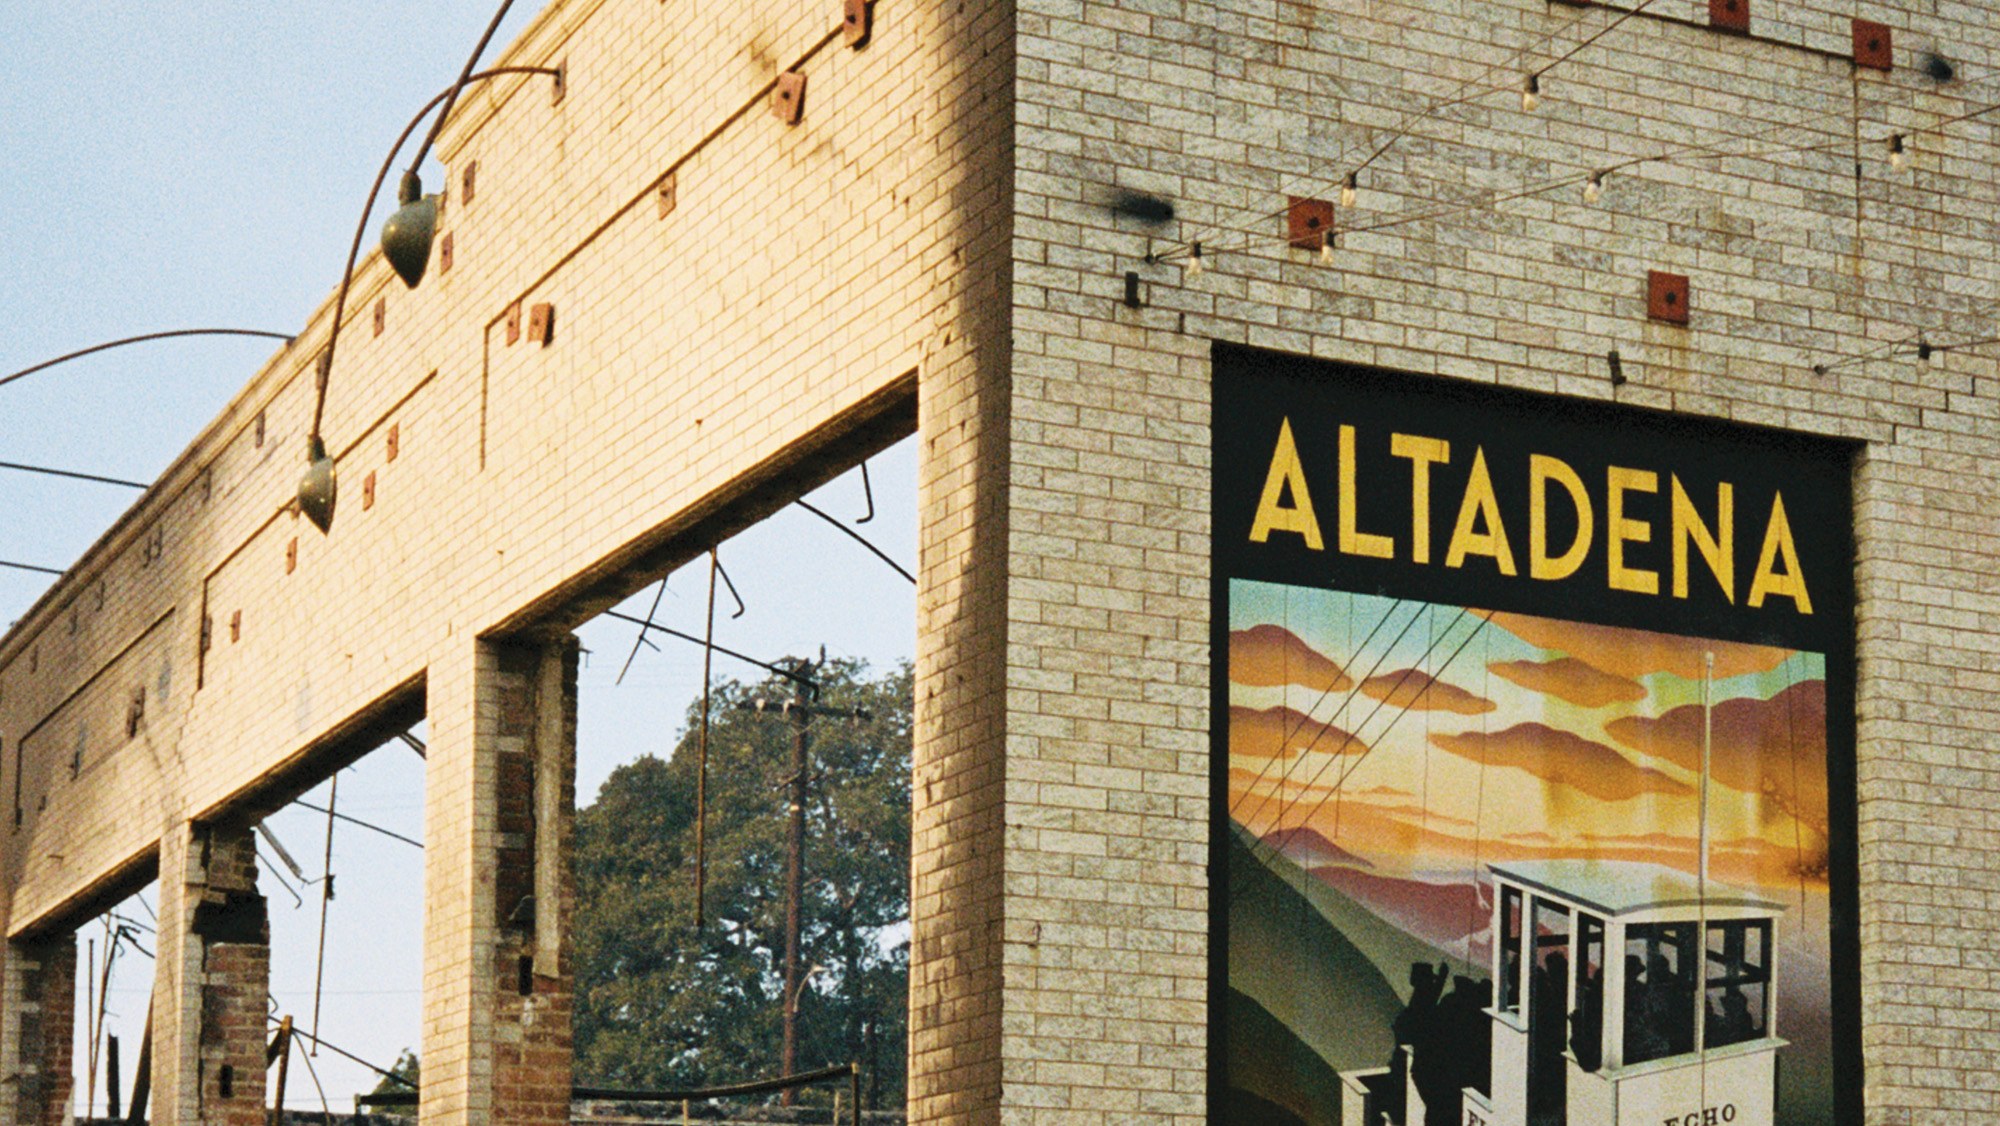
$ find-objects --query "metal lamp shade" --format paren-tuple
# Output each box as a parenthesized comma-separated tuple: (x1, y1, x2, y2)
(380, 194, 438, 289)
(298, 436, 337, 534)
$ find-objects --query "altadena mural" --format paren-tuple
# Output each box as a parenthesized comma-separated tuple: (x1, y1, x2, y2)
(1209, 346, 1857, 1126)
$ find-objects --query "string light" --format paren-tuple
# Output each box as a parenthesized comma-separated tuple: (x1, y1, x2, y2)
(1340, 172, 1358, 209)
(1888, 132, 1907, 169)
(1320, 238, 1336, 264)
(1187, 241, 1204, 278)
(1521, 72, 1541, 112)
(1584, 171, 1604, 204)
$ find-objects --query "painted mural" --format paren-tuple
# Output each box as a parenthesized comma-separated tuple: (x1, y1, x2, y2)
(1209, 344, 1857, 1126)
(1221, 586, 1830, 1126)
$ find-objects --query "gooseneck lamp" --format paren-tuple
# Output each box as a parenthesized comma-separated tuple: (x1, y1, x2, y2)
(301, 0, 547, 534)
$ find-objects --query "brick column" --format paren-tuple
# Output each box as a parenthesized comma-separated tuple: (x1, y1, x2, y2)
(421, 635, 578, 1126)
(0, 931, 77, 1126)
(152, 819, 270, 1126)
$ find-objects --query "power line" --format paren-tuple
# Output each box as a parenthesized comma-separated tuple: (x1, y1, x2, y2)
(0, 461, 148, 489)
(601, 609, 812, 684)
(290, 799, 422, 850)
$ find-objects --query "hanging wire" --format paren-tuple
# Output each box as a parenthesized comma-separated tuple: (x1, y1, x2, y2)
(1162, 53, 2000, 296)
(0, 461, 148, 489)
(794, 499, 916, 584)
(290, 799, 423, 849)
(1465, 611, 1494, 977)
(0, 329, 293, 391)
(1324, 610, 1487, 802)
(291, 1027, 337, 1120)
(601, 609, 809, 684)
(616, 578, 671, 685)
(1185, 0, 1670, 255)
(309, 773, 338, 1052)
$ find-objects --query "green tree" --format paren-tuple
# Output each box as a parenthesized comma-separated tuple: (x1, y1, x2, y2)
(573, 658, 911, 1106)
(368, 1048, 419, 1098)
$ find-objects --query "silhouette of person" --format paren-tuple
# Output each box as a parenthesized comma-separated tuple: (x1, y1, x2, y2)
(1706, 984, 1758, 1047)
(1569, 962, 1603, 1072)
(1389, 962, 1448, 1125)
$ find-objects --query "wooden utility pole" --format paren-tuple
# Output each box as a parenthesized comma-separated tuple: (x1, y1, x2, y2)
(783, 672, 811, 1096)
(739, 660, 870, 1104)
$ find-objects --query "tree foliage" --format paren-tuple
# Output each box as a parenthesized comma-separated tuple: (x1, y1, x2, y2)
(573, 658, 911, 1105)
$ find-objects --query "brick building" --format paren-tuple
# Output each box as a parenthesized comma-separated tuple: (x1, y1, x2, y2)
(0, 0, 1989, 1121)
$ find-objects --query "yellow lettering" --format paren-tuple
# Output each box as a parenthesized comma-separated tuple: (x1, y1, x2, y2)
(1445, 448, 1517, 575)
(1250, 418, 1324, 549)
(1607, 466, 1659, 594)
(1529, 454, 1593, 581)
(1340, 425, 1393, 559)
(1671, 476, 1734, 602)
(1390, 433, 1450, 564)
(1747, 493, 1812, 613)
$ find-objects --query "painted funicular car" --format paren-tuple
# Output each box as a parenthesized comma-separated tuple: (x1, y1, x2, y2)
(1465, 860, 1787, 1126)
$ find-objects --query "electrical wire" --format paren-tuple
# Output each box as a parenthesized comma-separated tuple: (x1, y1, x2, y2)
(794, 499, 916, 584)
(1232, 599, 1419, 828)
(1166, 51, 2000, 287)
(1188, 0, 1669, 253)
(616, 577, 671, 685)
(290, 798, 423, 849)
(0, 461, 148, 489)
(601, 609, 812, 684)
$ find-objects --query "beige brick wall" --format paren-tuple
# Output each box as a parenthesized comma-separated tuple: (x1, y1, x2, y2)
(999, 0, 2000, 1122)
(0, 0, 999, 932)
(10, 0, 1996, 1121)
(5, 0, 1020, 1120)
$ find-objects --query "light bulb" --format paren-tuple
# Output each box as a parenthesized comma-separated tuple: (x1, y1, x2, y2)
(1340, 172, 1358, 209)
(1187, 242, 1204, 278)
(1584, 173, 1603, 204)
(1319, 239, 1335, 264)
(1888, 134, 1906, 170)
(1521, 73, 1541, 112)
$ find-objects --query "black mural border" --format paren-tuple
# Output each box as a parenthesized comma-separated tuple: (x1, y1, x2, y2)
(1205, 342, 1863, 1125)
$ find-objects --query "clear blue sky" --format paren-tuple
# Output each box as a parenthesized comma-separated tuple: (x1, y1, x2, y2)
(2, 2, 916, 1111)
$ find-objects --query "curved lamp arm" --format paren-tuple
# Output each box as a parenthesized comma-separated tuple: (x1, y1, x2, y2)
(300, 61, 559, 534)
(0, 329, 294, 392)
(311, 64, 560, 442)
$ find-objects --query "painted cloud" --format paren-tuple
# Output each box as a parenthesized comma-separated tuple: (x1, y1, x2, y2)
(1482, 611, 1791, 681)
(1358, 668, 1497, 715)
(1229, 704, 1369, 761)
(1428, 722, 1692, 801)
(1604, 680, 1828, 836)
(1229, 623, 1352, 692)
(1487, 656, 1648, 707)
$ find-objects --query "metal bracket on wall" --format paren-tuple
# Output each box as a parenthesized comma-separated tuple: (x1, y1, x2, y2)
(1287, 196, 1335, 252)
(1648, 270, 1690, 325)
(773, 71, 806, 124)
(1853, 18, 1892, 70)
(844, 0, 873, 46)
